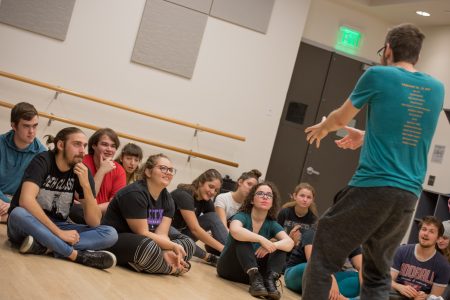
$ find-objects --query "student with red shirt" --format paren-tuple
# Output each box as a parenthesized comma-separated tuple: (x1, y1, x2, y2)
(70, 128, 126, 223)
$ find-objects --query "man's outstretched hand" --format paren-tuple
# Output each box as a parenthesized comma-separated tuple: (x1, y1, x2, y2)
(305, 116, 328, 148)
(334, 126, 365, 150)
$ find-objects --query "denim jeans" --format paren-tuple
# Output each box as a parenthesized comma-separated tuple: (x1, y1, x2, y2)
(7, 207, 118, 257)
(301, 186, 417, 300)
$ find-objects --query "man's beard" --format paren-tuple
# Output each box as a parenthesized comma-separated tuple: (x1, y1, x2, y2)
(63, 145, 83, 167)
(419, 240, 436, 249)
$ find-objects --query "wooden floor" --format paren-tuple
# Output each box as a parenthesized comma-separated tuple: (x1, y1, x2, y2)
(0, 224, 300, 299)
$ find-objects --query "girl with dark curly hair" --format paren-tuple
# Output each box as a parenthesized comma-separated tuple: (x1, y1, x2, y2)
(217, 182, 294, 300)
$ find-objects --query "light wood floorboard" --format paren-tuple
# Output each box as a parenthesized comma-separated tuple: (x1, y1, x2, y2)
(0, 224, 301, 299)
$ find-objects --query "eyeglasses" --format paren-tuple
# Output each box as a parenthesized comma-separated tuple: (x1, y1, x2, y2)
(156, 165, 177, 175)
(255, 191, 273, 199)
(377, 46, 386, 57)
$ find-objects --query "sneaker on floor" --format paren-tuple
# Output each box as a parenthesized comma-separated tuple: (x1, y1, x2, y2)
(205, 253, 219, 267)
(75, 250, 117, 270)
(19, 235, 48, 255)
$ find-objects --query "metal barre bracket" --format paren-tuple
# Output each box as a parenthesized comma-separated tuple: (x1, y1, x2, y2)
(47, 113, 55, 126)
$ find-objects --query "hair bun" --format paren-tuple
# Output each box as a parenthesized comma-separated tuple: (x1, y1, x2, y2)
(44, 134, 55, 145)
(250, 169, 262, 179)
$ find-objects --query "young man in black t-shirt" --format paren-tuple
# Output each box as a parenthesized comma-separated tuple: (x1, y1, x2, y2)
(7, 127, 118, 269)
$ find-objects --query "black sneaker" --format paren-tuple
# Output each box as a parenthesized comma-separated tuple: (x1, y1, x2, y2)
(75, 250, 117, 270)
(205, 253, 219, 267)
(19, 235, 48, 255)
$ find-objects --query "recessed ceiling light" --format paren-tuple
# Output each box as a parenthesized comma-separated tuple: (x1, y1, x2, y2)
(416, 11, 431, 17)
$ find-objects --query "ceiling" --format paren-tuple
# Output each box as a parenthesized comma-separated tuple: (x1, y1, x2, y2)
(327, 0, 450, 27)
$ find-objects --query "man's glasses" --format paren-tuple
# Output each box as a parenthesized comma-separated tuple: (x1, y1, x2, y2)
(156, 165, 177, 175)
(255, 191, 273, 199)
(377, 46, 386, 57)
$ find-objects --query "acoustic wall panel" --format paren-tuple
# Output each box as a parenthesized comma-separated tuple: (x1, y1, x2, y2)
(132, 0, 208, 78)
(0, 0, 76, 41)
(210, 0, 274, 33)
(165, 0, 212, 14)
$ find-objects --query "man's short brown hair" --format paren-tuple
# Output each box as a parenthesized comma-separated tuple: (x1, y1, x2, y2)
(10, 102, 38, 124)
(385, 23, 425, 65)
(418, 216, 444, 237)
(88, 128, 120, 155)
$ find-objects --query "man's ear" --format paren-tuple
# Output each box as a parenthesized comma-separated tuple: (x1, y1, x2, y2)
(57, 140, 64, 152)
(385, 43, 393, 60)
(11, 122, 17, 131)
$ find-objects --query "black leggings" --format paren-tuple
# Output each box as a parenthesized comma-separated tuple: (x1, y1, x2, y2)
(181, 212, 227, 258)
(217, 240, 286, 284)
(108, 227, 195, 274)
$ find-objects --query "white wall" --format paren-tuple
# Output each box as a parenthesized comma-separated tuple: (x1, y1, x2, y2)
(302, 0, 391, 63)
(418, 25, 450, 194)
(0, 0, 311, 189)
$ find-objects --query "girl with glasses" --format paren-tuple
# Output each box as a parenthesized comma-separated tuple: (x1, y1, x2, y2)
(102, 153, 195, 275)
(171, 169, 228, 267)
(217, 182, 294, 300)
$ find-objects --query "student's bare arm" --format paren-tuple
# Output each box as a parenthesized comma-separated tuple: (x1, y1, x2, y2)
(181, 209, 224, 252)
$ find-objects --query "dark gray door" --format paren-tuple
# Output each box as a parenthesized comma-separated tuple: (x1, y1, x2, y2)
(266, 42, 369, 215)
(300, 53, 367, 214)
(266, 43, 332, 201)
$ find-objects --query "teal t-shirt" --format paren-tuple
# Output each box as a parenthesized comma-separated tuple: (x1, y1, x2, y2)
(222, 212, 284, 254)
(349, 66, 444, 196)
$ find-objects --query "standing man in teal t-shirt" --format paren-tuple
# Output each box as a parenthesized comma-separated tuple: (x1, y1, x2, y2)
(302, 23, 445, 300)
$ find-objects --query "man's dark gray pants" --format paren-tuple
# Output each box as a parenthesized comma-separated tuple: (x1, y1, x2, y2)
(302, 186, 417, 300)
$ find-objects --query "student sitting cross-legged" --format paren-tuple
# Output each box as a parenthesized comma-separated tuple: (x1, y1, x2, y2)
(102, 153, 195, 275)
(7, 127, 118, 269)
(217, 182, 294, 300)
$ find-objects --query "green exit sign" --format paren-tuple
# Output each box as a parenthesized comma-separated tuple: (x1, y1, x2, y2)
(336, 26, 362, 55)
